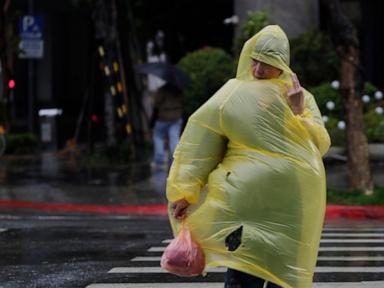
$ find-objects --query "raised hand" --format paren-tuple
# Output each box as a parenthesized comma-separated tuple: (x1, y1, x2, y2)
(287, 73, 305, 115)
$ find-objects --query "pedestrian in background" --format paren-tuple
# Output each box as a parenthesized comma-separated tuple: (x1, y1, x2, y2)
(166, 25, 330, 288)
(150, 83, 183, 170)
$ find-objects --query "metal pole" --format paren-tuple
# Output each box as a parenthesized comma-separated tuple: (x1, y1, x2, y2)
(27, 0, 35, 133)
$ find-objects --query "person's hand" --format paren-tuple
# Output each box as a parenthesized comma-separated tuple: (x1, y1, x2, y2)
(171, 198, 190, 220)
(287, 73, 305, 115)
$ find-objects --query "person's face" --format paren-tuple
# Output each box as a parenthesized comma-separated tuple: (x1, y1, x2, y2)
(251, 59, 282, 80)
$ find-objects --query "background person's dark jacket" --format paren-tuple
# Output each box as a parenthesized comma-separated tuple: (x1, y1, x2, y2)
(151, 84, 183, 126)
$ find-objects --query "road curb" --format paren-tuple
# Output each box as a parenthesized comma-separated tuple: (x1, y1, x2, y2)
(326, 204, 384, 220)
(0, 200, 168, 216)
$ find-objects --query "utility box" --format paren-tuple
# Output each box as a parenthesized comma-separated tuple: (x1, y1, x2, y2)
(39, 108, 62, 150)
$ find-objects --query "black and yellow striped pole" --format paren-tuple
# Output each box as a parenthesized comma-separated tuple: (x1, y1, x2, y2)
(97, 45, 133, 142)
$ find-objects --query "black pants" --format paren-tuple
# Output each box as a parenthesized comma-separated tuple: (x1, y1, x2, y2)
(224, 268, 282, 288)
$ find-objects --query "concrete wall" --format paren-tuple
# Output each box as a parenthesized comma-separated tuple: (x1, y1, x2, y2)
(235, 0, 319, 38)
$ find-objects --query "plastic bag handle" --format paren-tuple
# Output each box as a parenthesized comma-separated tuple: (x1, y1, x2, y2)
(179, 220, 193, 251)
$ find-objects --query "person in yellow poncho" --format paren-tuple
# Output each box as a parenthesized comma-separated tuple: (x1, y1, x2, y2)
(166, 25, 331, 288)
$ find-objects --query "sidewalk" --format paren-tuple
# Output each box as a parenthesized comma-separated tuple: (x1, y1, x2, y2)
(0, 152, 383, 220)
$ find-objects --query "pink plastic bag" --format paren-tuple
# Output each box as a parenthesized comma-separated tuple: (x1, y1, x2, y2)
(161, 225, 205, 277)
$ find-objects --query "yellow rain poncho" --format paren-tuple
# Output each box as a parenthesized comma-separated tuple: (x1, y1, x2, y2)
(166, 25, 331, 288)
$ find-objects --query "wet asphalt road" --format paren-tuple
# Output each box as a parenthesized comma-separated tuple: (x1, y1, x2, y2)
(0, 214, 172, 288)
(2, 215, 384, 287)
(1, 154, 384, 287)
(0, 153, 168, 207)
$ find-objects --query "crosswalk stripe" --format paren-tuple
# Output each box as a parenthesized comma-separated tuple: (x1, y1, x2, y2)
(89, 228, 384, 287)
(161, 233, 384, 244)
(323, 228, 384, 232)
(317, 267, 384, 272)
(321, 239, 384, 243)
(83, 282, 384, 288)
(131, 256, 161, 262)
(132, 256, 384, 262)
(149, 246, 384, 253)
(86, 284, 224, 288)
(108, 266, 384, 274)
(319, 247, 384, 251)
(322, 233, 384, 237)
(147, 247, 165, 252)
(317, 256, 384, 261)
(108, 267, 225, 273)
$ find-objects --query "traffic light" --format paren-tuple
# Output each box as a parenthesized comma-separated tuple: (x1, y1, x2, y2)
(90, 114, 98, 123)
(8, 79, 15, 90)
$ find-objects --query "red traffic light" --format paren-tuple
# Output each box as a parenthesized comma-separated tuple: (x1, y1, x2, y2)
(91, 114, 98, 123)
(8, 79, 15, 89)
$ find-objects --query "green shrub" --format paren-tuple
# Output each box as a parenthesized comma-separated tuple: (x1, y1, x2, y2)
(310, 81, 383, 145)
(361, 83, 381, 113)
(178, 47, 234, 116)
(327, 187, 384, 205)
(290, 30, 339, 87)
(363, 111, 384, 143)
(324, 117, 346, 146)
(5, 133, 39, 154)
(310, 82, 379, 115)
(309, 83, 342, 117)
(364, 82, 378, 95)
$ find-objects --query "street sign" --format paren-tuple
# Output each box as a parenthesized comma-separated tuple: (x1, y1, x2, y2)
(18, 15, 44, 59)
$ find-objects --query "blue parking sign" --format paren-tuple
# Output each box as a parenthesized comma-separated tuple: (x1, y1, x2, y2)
(18, 16, 44, 58)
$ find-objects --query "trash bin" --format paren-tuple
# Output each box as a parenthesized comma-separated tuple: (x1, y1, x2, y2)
(38, 108, 62, 150)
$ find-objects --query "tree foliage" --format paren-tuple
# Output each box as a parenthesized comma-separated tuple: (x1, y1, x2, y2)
(178, 47, 234, 116)
(290, 30, 339, 87)
(233, 11, 269, 59)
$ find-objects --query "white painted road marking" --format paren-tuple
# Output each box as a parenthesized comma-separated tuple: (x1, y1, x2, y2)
(108, 266, 225, 273)
(323, 228, 384, 232)
(163, 237, 384, 245)
(319, 247, 384, 251)
(321, 239, 384, 243)
(147, 247, 165, 252)
(150, 246, 384, 253)
(163, 234, 384, 243)
(131, 256, 161, 262)
(108, 266, 384, 274)
(317, 256, 384, 261)
(87, 227, 384, 288)
(83, 282, 384, 288)
(132, 256, 384, 262)
(322, 233, 384, 237)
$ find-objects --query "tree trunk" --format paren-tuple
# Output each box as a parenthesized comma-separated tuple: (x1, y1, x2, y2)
(322, 0, 373, 194)
(338, 45, 373, 194)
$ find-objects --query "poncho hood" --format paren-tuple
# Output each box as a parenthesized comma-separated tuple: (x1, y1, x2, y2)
(236, 25, 293, 81)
